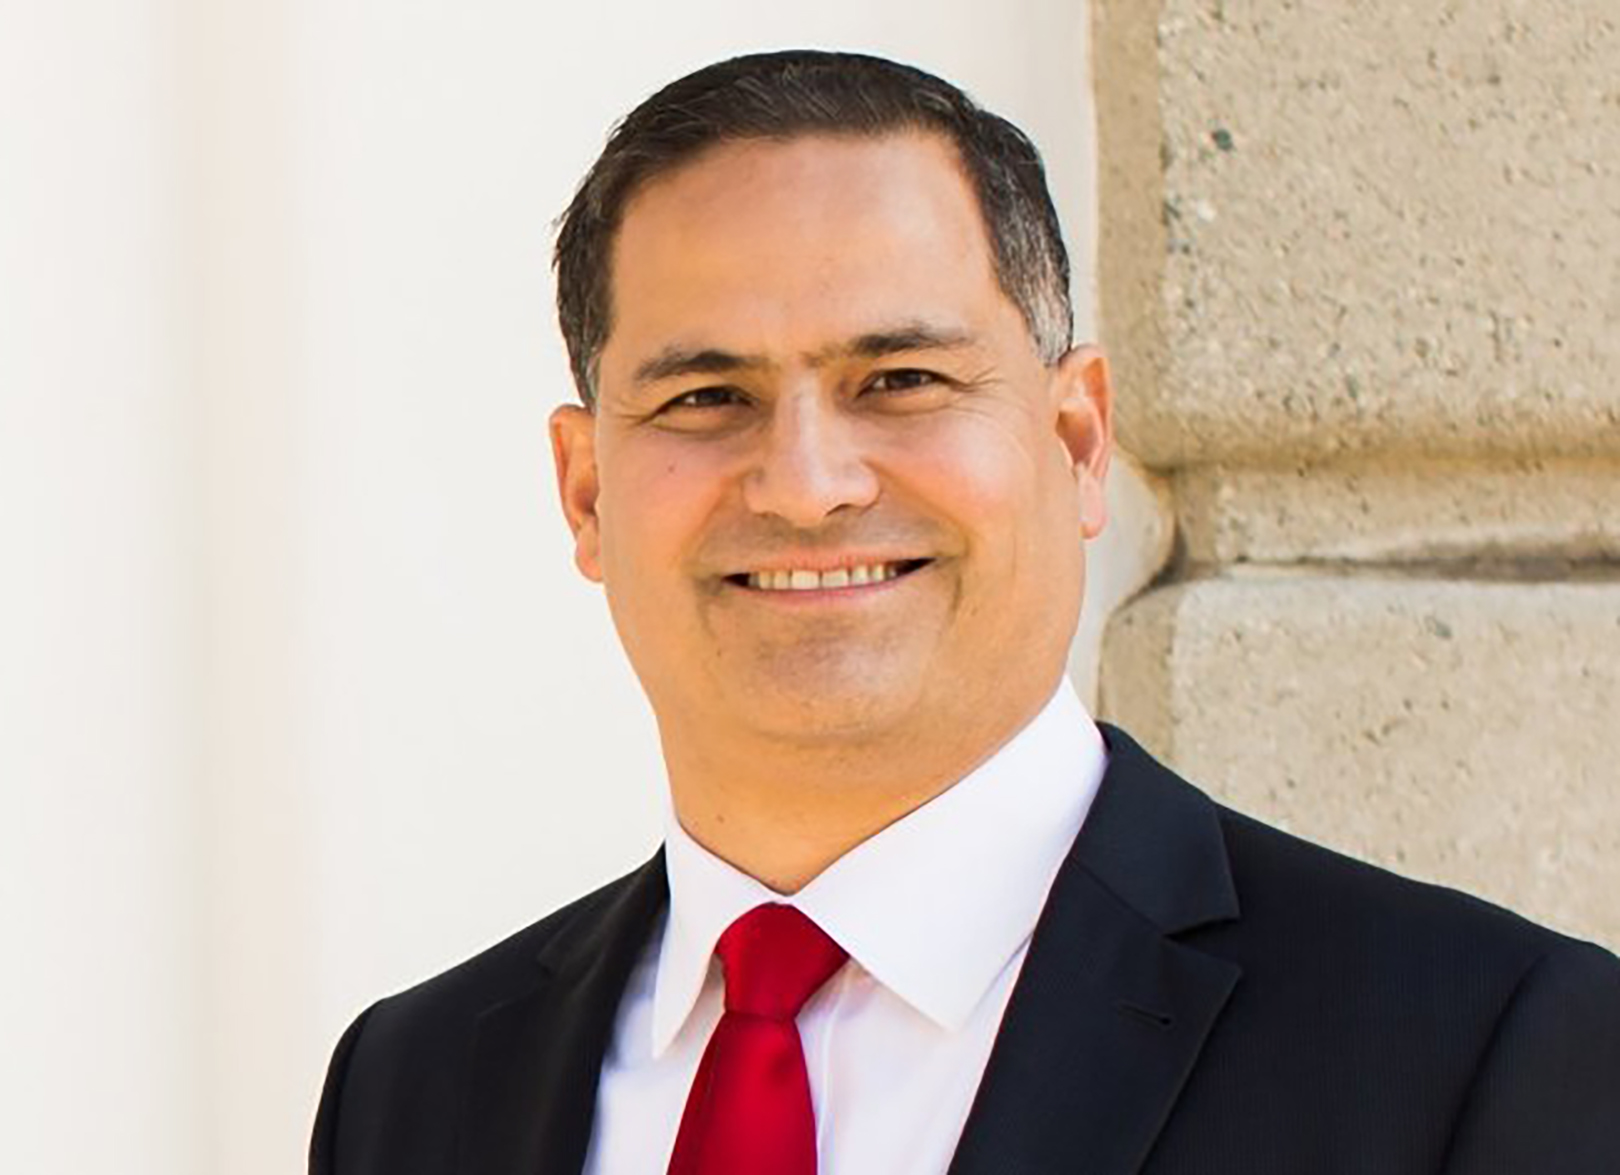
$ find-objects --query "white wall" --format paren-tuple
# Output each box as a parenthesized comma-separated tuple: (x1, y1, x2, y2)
(1, 2, 202, 1172)
(3, 4, 1150, 1173)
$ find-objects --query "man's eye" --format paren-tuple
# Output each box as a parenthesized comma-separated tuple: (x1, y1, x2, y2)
(662, 387, 745, 412)
(865, 369, 943, 394)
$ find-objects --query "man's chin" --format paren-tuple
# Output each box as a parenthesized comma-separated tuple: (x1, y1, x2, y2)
(718, 671, 931, 748)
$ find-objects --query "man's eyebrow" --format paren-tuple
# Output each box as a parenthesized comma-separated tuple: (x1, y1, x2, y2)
(827, 323, 980, 362)
(632, 347, 767, 387)
(631, 323, 981, 387)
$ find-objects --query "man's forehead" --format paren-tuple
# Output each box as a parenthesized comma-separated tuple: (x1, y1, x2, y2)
(607, 130, 993, 299)
(598, 131, 1006, 380)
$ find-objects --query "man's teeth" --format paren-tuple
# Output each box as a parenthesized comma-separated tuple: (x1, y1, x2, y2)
(746, 563, 908, 591)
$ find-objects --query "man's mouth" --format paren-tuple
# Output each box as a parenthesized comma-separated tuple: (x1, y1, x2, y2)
(725, 559, 933, 592)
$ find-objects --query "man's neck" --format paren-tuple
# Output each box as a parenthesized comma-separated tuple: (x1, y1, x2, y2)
(660, 681, 1062, 894)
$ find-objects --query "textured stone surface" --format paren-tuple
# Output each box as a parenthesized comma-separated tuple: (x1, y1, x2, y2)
(1176, 457, 1620, 567)
(1096, 0, 1620, 468)
(1100, 576, 1620, 947)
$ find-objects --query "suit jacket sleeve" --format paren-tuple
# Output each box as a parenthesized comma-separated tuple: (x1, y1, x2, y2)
(1440, 940, 1620, 1173)
(310, 1003, 377, 1175)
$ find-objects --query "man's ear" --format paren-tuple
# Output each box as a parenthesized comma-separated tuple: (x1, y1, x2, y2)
(1052, 344, 1114, 540)
(549, 404, 604, 583)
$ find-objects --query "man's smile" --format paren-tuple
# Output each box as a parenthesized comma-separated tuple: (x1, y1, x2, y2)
(725, 558, 935, 593)
(722, 557, 939, 599)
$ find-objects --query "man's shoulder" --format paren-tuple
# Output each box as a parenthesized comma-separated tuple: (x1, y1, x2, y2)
(312, 855, 667, 1170)
(1097, 722, 1612, 974)
(1208, 797, 1619, 993)
(350, 854, 663, 1053)
(1072, 738, 1620, 1169)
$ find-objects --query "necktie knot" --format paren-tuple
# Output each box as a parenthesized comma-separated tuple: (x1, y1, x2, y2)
(716, 903, 847, 1021)
(668, 903, 846, 1175)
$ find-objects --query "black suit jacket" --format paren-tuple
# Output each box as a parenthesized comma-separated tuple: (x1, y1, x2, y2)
(311, 725, 1620, 1173)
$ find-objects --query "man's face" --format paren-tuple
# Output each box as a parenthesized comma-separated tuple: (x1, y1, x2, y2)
(552, 132, 1111, 755)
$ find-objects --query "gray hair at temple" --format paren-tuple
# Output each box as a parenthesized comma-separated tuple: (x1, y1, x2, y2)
(552, 49, 1074, 406)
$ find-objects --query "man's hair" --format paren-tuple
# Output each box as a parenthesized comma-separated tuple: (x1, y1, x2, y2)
(553, 49, 1073, 406)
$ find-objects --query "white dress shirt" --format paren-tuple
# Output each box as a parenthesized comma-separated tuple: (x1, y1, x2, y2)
(583, 680, 1108, 1175)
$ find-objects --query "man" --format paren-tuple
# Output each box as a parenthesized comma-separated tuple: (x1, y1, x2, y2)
(311, 50, 1620, 1174)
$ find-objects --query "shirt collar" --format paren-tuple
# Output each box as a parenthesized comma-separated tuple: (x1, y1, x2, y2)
(651, 679, 1107, 1055)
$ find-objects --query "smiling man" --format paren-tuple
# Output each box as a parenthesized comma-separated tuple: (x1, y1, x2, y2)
(311, 51, 1620, 1175)
(557, 125, 1107, 899)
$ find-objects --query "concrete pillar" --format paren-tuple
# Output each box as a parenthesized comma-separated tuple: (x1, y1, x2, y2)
(1093, 0, 1620, 946)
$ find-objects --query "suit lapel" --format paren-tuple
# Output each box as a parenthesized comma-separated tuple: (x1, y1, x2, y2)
(459, 850, 669, 1175)
(948, 725, 1244, 1175)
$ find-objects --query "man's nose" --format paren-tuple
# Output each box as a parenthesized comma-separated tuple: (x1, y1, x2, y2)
(741, 391, 880, 527)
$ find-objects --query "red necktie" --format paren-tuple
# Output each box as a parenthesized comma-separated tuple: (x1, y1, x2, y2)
(667, 903, 849, 1175)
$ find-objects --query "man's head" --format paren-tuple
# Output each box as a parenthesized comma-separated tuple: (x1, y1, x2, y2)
(549, 51, 1111, 784)
(554, 50, 1073, 406)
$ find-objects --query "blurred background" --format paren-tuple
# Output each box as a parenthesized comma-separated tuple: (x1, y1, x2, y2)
(4, 2, 1616, 1173)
